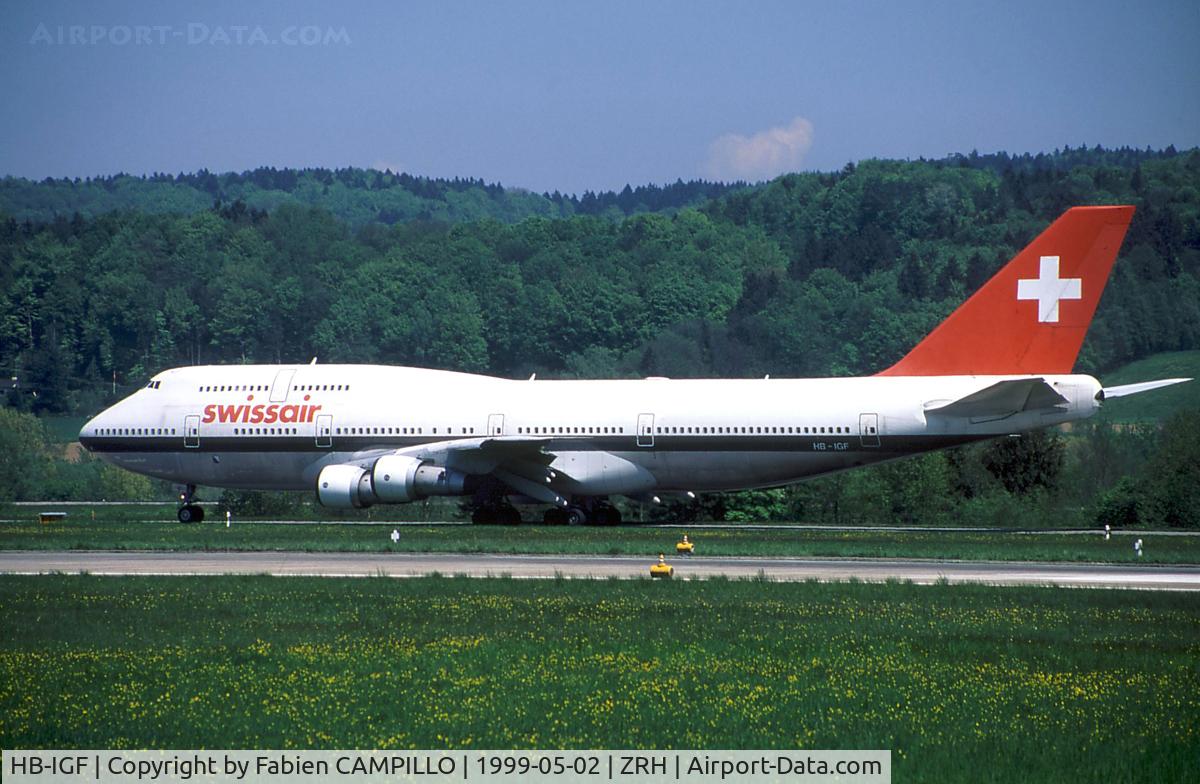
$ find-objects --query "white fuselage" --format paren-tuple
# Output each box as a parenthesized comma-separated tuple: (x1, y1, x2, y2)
(80, 364, 1102, 499)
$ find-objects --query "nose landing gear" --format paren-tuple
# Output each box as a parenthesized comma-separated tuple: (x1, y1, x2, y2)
(177, 484, 205, 524)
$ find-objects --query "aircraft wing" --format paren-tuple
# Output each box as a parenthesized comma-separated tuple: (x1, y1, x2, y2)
(388, 436, 551, 472)
(925, 378, 1069, 422)
(387, 436, 569, 506)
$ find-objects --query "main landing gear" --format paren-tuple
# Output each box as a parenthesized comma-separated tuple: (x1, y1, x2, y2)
(471, 503, 522, 525)
(467, 481, 622, 526)
(542, 500, 622, 526)
(177, 484, 205, 524)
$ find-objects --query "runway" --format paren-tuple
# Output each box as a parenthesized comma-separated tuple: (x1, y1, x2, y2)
(1, 550, 1197, 590)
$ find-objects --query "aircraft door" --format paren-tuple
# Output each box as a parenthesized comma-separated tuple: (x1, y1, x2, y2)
(184, 415, 200, 448)
(315, 414, 332, 448)
(269, 369, 295, 402)
(637, 413, 655, 447)
(859, 413, 880, 447)
(487, 413, 504, 436)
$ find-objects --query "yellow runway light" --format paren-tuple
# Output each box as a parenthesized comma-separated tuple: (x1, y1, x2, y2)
(650, 553, 674, 578)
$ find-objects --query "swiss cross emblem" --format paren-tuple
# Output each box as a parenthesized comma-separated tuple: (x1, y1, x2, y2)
(1017, 256, 1082, 323)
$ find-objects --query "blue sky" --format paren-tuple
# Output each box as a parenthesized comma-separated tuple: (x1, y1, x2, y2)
(1, 0, 1196, 193)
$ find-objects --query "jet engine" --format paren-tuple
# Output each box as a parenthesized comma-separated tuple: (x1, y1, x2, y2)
(316, 456, 469, 509)
(373, 454, 467, 502)
(316, 464, 375, 509)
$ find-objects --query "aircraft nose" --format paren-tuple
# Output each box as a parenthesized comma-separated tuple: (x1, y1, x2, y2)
(79, 411, 106, 451)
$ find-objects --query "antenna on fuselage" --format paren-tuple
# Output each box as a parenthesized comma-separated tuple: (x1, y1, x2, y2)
(310, 357, 318, 365)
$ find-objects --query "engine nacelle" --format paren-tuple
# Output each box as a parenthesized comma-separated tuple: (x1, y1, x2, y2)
(373, 455, 467, 502)
(316, 463, 376, 509)
(317, 457, 470, 509)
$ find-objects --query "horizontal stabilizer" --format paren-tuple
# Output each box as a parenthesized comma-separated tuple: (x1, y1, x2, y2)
(1102, 378, 1192, 399)
(926, 378, 1068, 421)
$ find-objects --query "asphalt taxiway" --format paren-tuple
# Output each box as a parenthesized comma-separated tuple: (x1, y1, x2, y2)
(1, 551, 1197, 590)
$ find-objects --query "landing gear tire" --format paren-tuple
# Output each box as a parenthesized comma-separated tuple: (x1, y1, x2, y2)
(543, 507, 568, 526)
(177, 504, 204, 524)
(498, 505, 522, 525)
(566, 506, 588, 526)
(472, 506, 496, 525)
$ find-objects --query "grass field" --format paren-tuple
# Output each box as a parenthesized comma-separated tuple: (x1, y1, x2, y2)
(0, 575, 1195, 782)
(2, 514, 1198, 563)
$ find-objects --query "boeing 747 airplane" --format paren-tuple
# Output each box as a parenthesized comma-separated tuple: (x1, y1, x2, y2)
(80, 206, 1189, 524)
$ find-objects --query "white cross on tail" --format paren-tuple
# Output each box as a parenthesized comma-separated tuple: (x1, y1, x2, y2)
(1017, 256, 1082, 323)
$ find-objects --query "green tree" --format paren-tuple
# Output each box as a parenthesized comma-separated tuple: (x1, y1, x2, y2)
(981, 431, 1065, 495)
(0, 407, 49, 500)
(1140, 409, 1200, 527)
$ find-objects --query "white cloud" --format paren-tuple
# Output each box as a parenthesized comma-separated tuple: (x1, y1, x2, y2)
(705, 117, 814, 182)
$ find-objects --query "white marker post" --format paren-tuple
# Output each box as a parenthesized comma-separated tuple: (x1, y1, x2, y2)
(390, 529, 400, 544)
(226, 510, 231, 528)
(1104, 524, 1110, 541)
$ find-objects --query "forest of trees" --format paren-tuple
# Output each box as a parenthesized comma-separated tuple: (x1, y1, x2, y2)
(0, 167, 746, 226)
(3, 145, 1197, 415)
(1, 145, 1198, 524)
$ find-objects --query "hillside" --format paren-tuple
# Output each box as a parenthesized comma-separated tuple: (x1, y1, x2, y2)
(2, 146, 1198, 419)
(0, 169, 746, 226)
(0, 146, 1182, 227)
(1096, 351, 1200, 423)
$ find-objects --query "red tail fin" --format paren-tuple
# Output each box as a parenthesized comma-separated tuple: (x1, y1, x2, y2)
(878, 205, 1135, 376)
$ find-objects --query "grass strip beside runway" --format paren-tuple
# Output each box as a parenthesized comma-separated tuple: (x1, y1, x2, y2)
(2, 516, 1198, 564)
(0, 575, 1195, 783)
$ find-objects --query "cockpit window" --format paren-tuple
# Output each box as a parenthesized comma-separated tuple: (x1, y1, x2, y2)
(144, 381, 161, 389)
